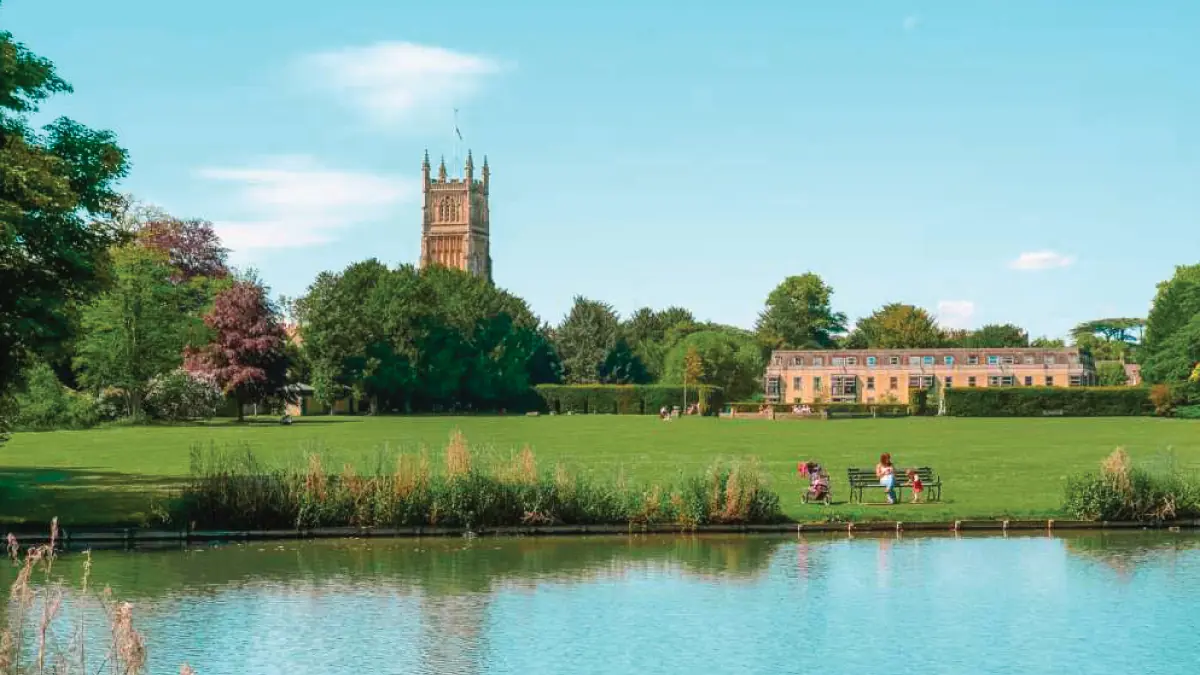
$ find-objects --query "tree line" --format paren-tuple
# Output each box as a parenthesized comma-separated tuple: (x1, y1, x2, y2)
(3, 17, 1197, 434)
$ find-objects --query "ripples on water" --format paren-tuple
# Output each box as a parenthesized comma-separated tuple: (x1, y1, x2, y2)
(5, 532, 1198, 674)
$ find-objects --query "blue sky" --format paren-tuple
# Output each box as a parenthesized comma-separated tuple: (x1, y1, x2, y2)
(6, 0, 1198, 338)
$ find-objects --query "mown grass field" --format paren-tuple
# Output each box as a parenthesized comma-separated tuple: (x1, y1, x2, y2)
(2, 415, 1198, 526)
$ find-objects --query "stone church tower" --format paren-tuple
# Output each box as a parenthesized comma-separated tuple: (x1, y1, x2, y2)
(419, 150, 492, 281)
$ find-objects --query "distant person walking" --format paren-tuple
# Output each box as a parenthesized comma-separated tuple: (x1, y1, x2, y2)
(876, 453, 897, 504)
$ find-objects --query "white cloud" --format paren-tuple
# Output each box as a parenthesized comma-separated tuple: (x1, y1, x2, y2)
(195, 156, 415, 255)
(299, 42, 505, 126)
(937, 300, 976, 330)
(1009, 250, 1076, 271)
(903, 15, 921, 31)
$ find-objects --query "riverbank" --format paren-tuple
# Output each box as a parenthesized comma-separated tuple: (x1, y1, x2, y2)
(9, 518, 1199, 550)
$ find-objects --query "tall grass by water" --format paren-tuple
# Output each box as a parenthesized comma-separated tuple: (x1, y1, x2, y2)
(1, 519, 195, 674)
(178, 431, 784, 530)
(1064, 448, 1200, 522)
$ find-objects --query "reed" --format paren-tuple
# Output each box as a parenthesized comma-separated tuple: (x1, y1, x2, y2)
(176, 432, 785, 530)
(1, 522, 186, 674)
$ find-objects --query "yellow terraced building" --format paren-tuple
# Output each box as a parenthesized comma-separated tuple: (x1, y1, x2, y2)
(764, 348, 1098, 405)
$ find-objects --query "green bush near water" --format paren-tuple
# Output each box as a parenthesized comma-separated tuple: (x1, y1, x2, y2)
(1063, 449, 1200, 522)
(177, 432, 782, 530)
(534, 384, 724, 415)
(946, 387, 1153, 417)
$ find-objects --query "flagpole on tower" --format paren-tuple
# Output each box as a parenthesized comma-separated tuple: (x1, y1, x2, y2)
(453, 108, 463, 170)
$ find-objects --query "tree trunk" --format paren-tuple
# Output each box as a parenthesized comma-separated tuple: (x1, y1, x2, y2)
(236, 391, 245, 422)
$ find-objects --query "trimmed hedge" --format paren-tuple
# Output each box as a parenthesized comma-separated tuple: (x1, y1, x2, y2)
(535, 385, 724, 415)
(945, 386, 1153, 417)
(726, 402, 909, 416)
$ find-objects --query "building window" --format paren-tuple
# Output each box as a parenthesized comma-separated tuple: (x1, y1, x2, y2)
(1044, 355, 1056, 365)
(988, 375, 1015, 387)
(908, 375, 934, 389)
(1046, 376, 1055, 386)
(814, 377, 822, 391)
(1001, 356, 1015, 365)
(867, 356, 877, 367)
(792, 377, 802, 391)
(987, 355, 999, 366)
(1069, 375, 1082, 386)
(831, 357, 845, 366)
(831, 375, 857, 401)
(773, 356, 782, 366)
(889, 356, 901, 366)
(813, 357, 824, 367)
(908, 356, 920, 366)
(968, 355, 979, 365)
(968, 376, 977, 387)
(1024, 376, 1033, 386)
(1069, 355, 1079, 364)
(889, 377, 898, 389)
(1023, 356, 1035, 365)
(944, 355, 955, 366)
(922, 356, 935, 366)
(846, 357, 858, 366)
(944, 376, 953, 388)
(867, 376, 876, 390)
(791, 356, 803, 366)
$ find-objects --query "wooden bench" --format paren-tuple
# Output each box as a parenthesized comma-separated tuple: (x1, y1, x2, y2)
(846, 467, 942, 503)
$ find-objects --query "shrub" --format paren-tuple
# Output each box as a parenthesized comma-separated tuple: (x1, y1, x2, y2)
(944, 386, 1153, 417)
(908, 388, 930, 416)
(1063, 448, 1200, 522)
(1149, 383, 1174, 416)
(95, 387, 127, 421)
(534, 385, 724, 415)
(143, 369, 224, 421)
(1174, 404, 1200, 420)
(11, 362, 99, 431)
(177, 433, 783, 530)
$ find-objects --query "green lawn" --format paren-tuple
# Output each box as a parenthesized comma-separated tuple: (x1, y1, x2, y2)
(2, 415, 1198, 527)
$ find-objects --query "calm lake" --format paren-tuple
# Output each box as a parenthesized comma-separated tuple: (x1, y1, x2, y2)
(6, 531, 1199, 674)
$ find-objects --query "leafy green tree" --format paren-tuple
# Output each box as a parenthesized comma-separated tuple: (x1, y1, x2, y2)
(1141, 313, 1200, 395)
(11, 361, 98, 430)
(554, 297, 621, 384)
(663, 328, 764, 401)
(74, 246, 196, 416)
(1071, 318, 1144, 345)
(1031, 336, 1066, 348)
(622, 306, 697, 380)
(1095, 362, 1129, 386)
(851, 303, 945, 349)
(1, 17, 130, 395)
(954, 324, 1030, 348)
(755, 273, 847, 349)
(598, 337, 650, 384)
(1144, 265, 1200, 352)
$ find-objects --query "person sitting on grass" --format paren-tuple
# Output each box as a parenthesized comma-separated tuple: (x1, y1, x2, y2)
(799, 461, 830, 503)
(876, 453, 897, 504)
(906, 468, 923, 504)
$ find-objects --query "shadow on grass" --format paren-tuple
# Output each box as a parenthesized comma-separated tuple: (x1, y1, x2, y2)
(0, 466, 183, 530)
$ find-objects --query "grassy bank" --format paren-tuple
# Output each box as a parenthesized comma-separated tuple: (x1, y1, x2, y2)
(2, 416, 1199, 526)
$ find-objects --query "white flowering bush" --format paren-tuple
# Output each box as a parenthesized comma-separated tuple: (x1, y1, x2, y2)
(143, 369, 223, 421)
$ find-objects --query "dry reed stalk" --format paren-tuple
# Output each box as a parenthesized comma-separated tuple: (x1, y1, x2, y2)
(445, 431, 472, 478)
(393, 453, 429, 499)
(516, 445, 538, 484)
(0, 630, 13, 673)
(110, 601, 147, 674)
(305, 453, 328, 502)
(1102, 448, 1133, 494)
(6, 533, 17, 564)
(36, 584, 63, 672)
(706, 461, 723, 518)
(722, 463, 745, 522)
(180, 664, 197, 675)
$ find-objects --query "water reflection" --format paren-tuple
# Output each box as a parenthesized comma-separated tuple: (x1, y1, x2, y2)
(2, 532, 1197, 674)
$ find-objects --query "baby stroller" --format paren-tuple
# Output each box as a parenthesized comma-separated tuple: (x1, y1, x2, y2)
(798, 461, 832, 505)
